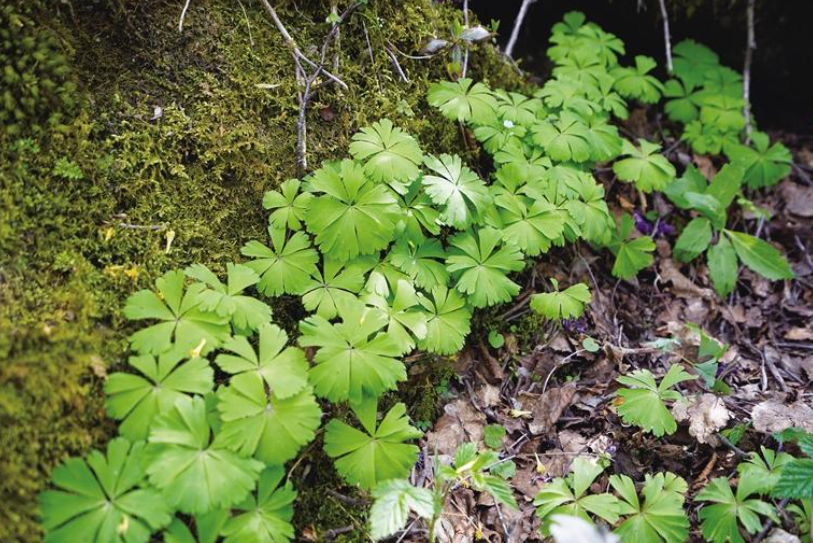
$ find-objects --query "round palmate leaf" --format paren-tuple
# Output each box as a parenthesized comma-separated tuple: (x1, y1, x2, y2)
(123, 270, 231, 355)
(427, 78, 498, 125)
(262, 178, 313, 232)
(215, 323, 309, 399)
(40, 438, 172, 543)
(349, 119, 424, 187)
(298, 298, 405, 405)
(214, 372, 322, 465)
(304, 159, 401, 262)
(612, 138, 676, 193)
(222, 466, 296, 543)
(417, 285, 472, 355)
(105, 348, 214, 441)
(241, 226, 320, 297)
(324, 397, 422, 490)
(146, 395, 263, 515)
(422, 153, 491, 230)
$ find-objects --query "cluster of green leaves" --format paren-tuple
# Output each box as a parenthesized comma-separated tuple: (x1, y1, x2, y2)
(534, 456, 689, 543)
(614, 364, 696, 437)
(666, 164, 793, 296)
(369, 442, 516, 541)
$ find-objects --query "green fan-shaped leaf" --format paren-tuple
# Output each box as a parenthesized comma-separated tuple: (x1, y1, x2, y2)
(304, 159, 401, 261)
(530, 280, 591, 321)
(672, 39, 719, 87)
(494, 90, 544, 126)
(299, 298, 405, 404)
(124, 270, 231, 355)
(40, 438, 172, 543)
(611, 473, 689, 543)
(362, 279, 427, 355)
(427, 78, 498, 124)
(613, 139, 676, 193)
(324, 397, 422, 490)
(393, 178, 441, 244)
(663, 79, 701, 123)
(262, 179, 313, 232)
(417, 285, 472, 355)
(214, 372, 321, 465)
(241, 227, 319, 297)
(422, 153, 491, 230)
(699, 95, 746, 133)
(673, 217, 712, 263)
(615, 365, 696, 437)
(162, 511, 228, 543)
(532, 111, 594, 163)
(105, 348, 214, 441)
(349, 119, 423, 186)
(446, 227, 524, 308)
(215, 323, 308, 399)
(389, 239, 449, 291)
(221, 466, 296, 543)
(298, 256, 371, 320)
(490, 192, 566, 256)
(611, 55, 665, 104)
(726, 132, 792, 190)
(697, 473, 778, 543)
(146, 395, 263, 515)
(185, 263, 272, 333)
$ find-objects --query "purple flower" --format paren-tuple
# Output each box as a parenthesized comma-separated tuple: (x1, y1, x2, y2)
(654, 219, 675, 238)
(633, 210, 654, 236)
(562, 318, 587, 334)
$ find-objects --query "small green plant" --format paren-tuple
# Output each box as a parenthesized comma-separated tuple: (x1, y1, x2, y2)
(614, 365, 696, 437)
(610, 472, 689, 543)
(607, 213, 656, 280)
(774, 432, 813, 500)
(612, 139, 676, 193)
(696, 471, 778, 543)
(530, 279, 592, 321)
(667, 164, 794, 296)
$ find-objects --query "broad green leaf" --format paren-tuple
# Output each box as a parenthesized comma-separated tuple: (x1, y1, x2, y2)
(490, 192, 567, 256)
(612, 139, 675, 193)
(615, 365, 696, 437)
(663, 79, 701, 123)
(696, 473, 778, 543)
(40, 438, 172, 543)
(215, 372, 321, 465)
(389, 239, 449, 291)
(349, 119, 423, 186)
(725, 230, 794, 281)
(609, 216, 655, 280)
(494, 90, 544, 126)
(163, 511, 229, 543)
(298, 257, 370, 320)
(215, 323, 308, 398)
(299, 298, 405, 404)
(305, 159, 400, 261)
(611, 55, 664, 103)
(185, 263, 272, 333)
(707, 236, 738, 296)
(673, 217, 712, 263)
(706, 164, 743, 212)
(532, 111, 594, 163)
(664, 165, 708, 210)
(534, 456, 620, 535)
(146, 395, 263, 515)
(700, 95, 746, 132)
(672, 39, 720, 87)
(417, 285, 472, 355)
(427, 78, 498, 124)
(446, 227, 524, 308)
(530, 280, 591, 321)
(124, 270, 230, 355)
(422, 153, 491, 230)
(105, 349, 214, 441)
(221, 466, 296, 543)
(393, 178, 441, 244)
(362, 279, 427, 354)
(611, 473, 689, 543)
(369, 480, 436, 540)
(241, 227, 319, 297)
(726, 132, 792, 190)
(324, 398, 422, 490)
(262, 179, 312, 231)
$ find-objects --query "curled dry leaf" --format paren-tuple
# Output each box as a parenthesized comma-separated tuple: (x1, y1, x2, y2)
(751, 398, 813, 433)
(672, 393, 731, 444)
(522, 382, 577, 435)
(426, 399, 486, 455)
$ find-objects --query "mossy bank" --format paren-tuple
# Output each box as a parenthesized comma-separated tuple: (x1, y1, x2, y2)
(0, 1, 524, 541)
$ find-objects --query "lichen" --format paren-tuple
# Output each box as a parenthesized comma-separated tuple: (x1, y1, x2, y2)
(0, 1, 524, 541)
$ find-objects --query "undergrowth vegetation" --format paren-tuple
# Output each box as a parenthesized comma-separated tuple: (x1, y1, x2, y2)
(30, 7, 811, 543)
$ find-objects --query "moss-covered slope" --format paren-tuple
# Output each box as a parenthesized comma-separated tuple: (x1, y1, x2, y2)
(0, 1, 522, 541)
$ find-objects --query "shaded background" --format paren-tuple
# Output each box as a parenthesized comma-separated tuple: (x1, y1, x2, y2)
(473, 0, 813, 134)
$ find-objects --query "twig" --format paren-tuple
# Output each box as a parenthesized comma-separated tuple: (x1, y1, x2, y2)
(114, 222, 165, 231)
(716, 432, 749, 460)
(386, 47, 409, 83)
(363, 20, 382, 91)
(324, 526, 354, 541)
(178, 0, 192, 32)
(461, 0, 470, 78)
(657, 0, 673, 72)
(752, 498, 790, 543)
(326, 489, 368, 507)
(504, 0, 535, 59)
(236, 0, 254, 48)
(743, 0, 756, 143)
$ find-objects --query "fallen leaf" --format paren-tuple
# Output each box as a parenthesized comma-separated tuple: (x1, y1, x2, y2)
(785, 326, 813, 341)
(659, 258, 714, 299)
(752, 399, 813, 433)
(426, 399, 486, 455)
(764, 528, 802, 543)
(780, 181, 813, 218)
(522, 383, 577, 435)
(672, 393, 731, 444)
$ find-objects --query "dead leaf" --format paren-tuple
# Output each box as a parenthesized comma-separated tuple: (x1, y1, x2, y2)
(780, 181, 813, 218)
(476, 384, 501, 408)
(672, 394, 731, 444)
(659, 258, 714, 299)
(764, 528, 802, 543)
(523, 383, 577, 435)
(785, 326, 813, 341)
(426, 400, 486, 455)
(693, 154, 717, 180)
(752, 399, 813, 433)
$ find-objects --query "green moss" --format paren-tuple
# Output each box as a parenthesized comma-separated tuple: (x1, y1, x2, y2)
(0, 1, 524, 541)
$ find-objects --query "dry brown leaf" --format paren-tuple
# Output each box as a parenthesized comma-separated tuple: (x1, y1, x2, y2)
(752, 399, 813, 433)
(659, 258, 714, 299)
(426, 399, 486, 455)
(522, 383, 577, 435)
(764, 528, 802, 543)
(780, 181, 813, 218)
(672, 394, 731, 444)
(785, 327, 813, 341)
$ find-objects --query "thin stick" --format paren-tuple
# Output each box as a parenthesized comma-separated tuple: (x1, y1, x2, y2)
(387, 48, 409, 83)
(362, 20, 382, 91)
(504, 0, 535, 59)
(237, 0, 254, 48)
(658, 0, 673, 72)
(461, 0, 470, 78)
(743, 0, 756, 143)
(178, 0, 192, 32)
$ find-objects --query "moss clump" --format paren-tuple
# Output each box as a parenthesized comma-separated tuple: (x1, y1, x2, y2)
(0, 1, 524, 541)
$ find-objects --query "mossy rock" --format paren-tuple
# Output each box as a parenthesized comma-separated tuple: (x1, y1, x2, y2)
(0, 0, 524, 541)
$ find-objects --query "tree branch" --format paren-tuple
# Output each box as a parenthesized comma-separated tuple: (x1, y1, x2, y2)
(504, 0, 535, 59)
(658, 0, 673, 72)
(743, 0, 756, 143)
(462, 0, 470, 78)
